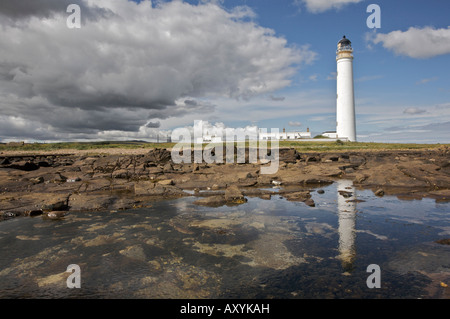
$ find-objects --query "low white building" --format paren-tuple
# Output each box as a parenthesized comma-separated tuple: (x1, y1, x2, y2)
(322, 131, 338, 138)
(192, 123, 311, 143)
(259, 128, 311, 140)
(198, 134, 223, 143)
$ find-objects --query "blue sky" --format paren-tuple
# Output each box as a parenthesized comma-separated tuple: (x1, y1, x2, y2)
(188, 0, 450, 142)
(0, 0, 448, 143)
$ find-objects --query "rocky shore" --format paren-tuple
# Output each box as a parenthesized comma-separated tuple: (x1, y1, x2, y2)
(1, 146, 449, 220)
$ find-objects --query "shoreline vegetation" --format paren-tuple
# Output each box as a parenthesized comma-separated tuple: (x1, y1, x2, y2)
(1, 140, 448, 154)
(0, 141, 449, 221)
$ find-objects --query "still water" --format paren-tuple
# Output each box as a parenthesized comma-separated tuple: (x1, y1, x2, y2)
(0, 180, 449, 299)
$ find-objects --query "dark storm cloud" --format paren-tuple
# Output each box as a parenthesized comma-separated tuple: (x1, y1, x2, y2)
(0, 0, 111, 21)
(145, 121, 161, 128)
(0, 0, 313, 141)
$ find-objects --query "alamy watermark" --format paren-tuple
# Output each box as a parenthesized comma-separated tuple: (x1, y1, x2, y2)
(67, 4, 81, 29)
(366, 4, 381, 29)
(66, 264, 81, 288)
(366, 264, 381, 288)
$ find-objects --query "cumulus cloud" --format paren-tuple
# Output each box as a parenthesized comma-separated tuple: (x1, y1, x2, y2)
(268, 95, 286, 101)
(403, 107, 427, 115)
(416, 77, 438, 85)
(288, 121, 302, 127)
(0, 0, 314, 141)
(370, 26, 450, 59)
(296, 0, 363, 13)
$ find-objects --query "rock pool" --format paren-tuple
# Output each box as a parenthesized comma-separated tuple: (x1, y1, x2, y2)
(0, 181, 449, 299)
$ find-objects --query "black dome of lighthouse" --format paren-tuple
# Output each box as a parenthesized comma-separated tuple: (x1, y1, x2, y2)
(338, 35, 351, 46)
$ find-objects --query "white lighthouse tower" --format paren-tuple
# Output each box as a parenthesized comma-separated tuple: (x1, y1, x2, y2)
(336, 35, 356, 142)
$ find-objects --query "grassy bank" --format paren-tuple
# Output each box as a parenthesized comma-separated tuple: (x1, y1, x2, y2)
(278, 141, 448, 152)
(0, 140, 448, 153)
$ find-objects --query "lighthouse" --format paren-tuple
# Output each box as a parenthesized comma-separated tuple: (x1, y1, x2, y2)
(336, 35, 356, 142)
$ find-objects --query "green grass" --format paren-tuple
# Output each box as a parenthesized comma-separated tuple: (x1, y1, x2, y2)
(0, 140, 447, 153)
(278, 141, 449, 152)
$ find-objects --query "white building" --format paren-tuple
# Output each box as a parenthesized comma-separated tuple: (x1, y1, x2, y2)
(336, 35, 357, 142)
(322, 131, 338, 139)
(259, 128, 311, 140)
(194, 127, 311, 143)
(197, 134, 222, 144)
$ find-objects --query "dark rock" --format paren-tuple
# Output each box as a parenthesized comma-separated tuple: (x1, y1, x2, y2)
(279, 148, 299, 163)
(317, 189, 325, 194)
(0, 158, 11, 165)
(304, 198, 316, 207)
(374, 189, 384, 197)
(144, 148, 171, 164)
(42, 200, 69, 212)
(339, 190, 353, 198)
(8, 161, 40, 171)
(434, 238, 450, 245)
(38, 161, 51, 167)
(305, 156, 318, 164)
(28, 210, 44, 217)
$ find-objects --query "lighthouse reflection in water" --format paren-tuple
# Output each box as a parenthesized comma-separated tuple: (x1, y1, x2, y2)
(336, 179, 357, 271)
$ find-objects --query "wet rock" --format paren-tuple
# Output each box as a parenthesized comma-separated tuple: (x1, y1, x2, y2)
(193, 195, 227, 207)
(30, 176, 44, 184)
(224, 185, 247, 205)
(338, 190, 353, 198)
(237, 178, 257, 187)
(284, 191, 315, 207)
(304, 198, 316, 207)
(317, 189, 325, 194)
(134, 181, 187, 197)
(119, 245, 146, 262)
(374, 189, 385, 197)
(45, 211, 68, 220)
(435, 239, 450, 245)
